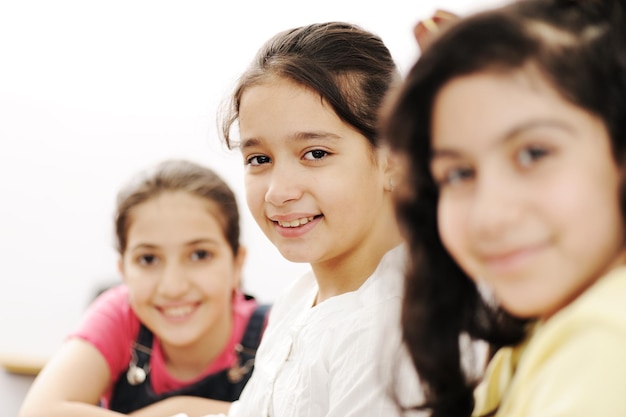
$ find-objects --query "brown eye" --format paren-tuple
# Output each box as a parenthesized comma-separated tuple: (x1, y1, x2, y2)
(303, 149, 329, 161)
(434, 165, 475, 188)
(517, 146, 549, 167)
(138, 254, 157, 266)
(190, 249, 212, 261)
(245, 155, 271, 166)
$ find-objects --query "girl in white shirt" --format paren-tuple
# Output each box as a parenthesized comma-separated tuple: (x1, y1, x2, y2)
(203, 21, 421, 417)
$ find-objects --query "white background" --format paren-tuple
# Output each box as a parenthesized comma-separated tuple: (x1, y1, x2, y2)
(0, 0, 505, 414)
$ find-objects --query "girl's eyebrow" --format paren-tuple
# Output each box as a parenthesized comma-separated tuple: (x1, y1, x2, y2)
(240, 131, 342, 149)
(431, 119, 574, 159)
(291, 131, 342, 141)
(128, 243, 158, 252)
(185, 238, 220, 247)
(129, 239, 219, 252)
(502, 119, 574, 140)
(431, 148, 461, 160)
(240, 137, 261, 149)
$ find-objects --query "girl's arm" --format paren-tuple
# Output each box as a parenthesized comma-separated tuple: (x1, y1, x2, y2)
(129, 396, 231, 417)
(18, 338, 120, 417)
(19, 338, 232, 417)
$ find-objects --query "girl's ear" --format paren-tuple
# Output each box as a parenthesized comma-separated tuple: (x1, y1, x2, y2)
(379, 145, 401, 192)
(117, 258, 127, 283)
(233, 245, 247, 290)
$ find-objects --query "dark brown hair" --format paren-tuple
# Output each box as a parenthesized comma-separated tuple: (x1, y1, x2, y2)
(114, 159, 240, 256)
(219, 21, 399, 150)
(381, 1, 626, 416)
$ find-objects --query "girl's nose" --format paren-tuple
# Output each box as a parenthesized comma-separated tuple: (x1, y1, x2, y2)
(469, 173, 522, 239)
(264, 166, 303, 207)
(157, 261, 190, 298)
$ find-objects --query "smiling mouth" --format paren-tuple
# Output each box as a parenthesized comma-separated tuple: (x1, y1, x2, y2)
(159, 303, 198, 318)
(483, 244, 545, 271)
(275, 215, 319, 228)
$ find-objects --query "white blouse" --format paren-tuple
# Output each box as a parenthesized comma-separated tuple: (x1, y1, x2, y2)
(212, 244, 425, 417)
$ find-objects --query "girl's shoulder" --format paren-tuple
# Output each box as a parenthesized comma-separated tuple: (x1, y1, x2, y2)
(232, 292, 258, 321)
(355, 244, 407, 306)
(508, 265, 626, 381)
(84, 284, 139, 332)
(477, 267, 626, 416)
(267, 269, 317, 316)
(557, 265, 626, 328)
(526, 266, 626, 355)
(68, 284, 140, 378)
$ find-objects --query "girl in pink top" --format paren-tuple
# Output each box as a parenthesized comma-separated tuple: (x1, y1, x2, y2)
(20, 159, 269, 417)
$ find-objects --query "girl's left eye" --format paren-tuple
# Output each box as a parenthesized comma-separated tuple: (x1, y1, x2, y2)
(303, 149, 329, 161)
(517, 145, 549, 167)
(138, 254, 158, 266)
(245, 155, 271, 166)
(191, 249, 212, 261)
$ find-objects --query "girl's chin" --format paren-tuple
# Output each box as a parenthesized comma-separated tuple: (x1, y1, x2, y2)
(278, 251, 314, 264)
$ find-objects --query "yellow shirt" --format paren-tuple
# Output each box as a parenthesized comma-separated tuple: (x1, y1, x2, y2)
(473, 266, 626, 417)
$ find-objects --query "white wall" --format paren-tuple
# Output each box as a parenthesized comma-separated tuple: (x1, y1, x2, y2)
(0, 0, 506, 414)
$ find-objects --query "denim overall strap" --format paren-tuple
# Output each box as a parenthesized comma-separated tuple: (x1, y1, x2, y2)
(107, 303, 271, 413)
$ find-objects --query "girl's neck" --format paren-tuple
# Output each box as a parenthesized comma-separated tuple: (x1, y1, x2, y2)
(542, 248, 626, 321)
(312, 215, 403, 304)
(160, 313, 233, 381)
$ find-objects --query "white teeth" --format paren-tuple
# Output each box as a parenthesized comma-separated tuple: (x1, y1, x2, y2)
(162, 304, 195, 318)
(277, 216, 314, 228)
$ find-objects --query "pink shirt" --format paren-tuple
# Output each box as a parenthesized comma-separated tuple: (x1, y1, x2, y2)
(69, 285, 258, 407)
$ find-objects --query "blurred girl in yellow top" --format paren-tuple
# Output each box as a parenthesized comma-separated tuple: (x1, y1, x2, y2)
(381, 0, 626, 416)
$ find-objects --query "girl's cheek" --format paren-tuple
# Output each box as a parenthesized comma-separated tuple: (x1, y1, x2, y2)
(438, 198, 466, 260)
(437, 198, 454, 244)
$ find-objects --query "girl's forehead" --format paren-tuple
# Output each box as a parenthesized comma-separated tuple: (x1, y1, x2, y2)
(239, 83, 345, 137)
(129, 192, 223, 223)
(244, 74, 306, 95)
(432, 66, 571, 142)
(125, 193, 229, 243)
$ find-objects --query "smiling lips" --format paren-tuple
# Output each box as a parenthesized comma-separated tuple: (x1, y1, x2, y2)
(276, 216, 315, 228)
(481, 244, 545, 274)
(159, 303, 199, 319)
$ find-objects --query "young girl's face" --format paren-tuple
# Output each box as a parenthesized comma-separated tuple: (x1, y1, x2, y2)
(430, 67, 626, 319)
(119, 191, 244, 351)
(237, 77, 390, 267)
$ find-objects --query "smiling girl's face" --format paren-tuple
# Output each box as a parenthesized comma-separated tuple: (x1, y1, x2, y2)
(119, 191, 244, 353)
(237, 77, 392, 275)
(431, 66, 626, 319)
